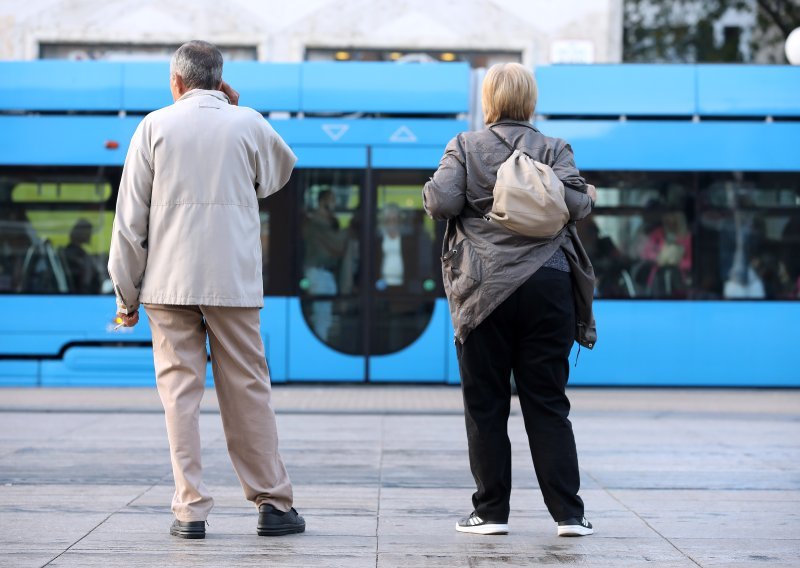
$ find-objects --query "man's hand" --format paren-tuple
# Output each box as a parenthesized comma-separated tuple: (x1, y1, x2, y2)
(220, 80, 239, 106)
(586, 184, 597, 204)
(115, 311, 139, 328)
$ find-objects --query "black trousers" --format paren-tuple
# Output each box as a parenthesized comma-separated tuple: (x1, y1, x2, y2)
(456, 267, 585, 523)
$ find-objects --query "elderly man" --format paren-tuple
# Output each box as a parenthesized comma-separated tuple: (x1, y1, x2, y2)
(108, 40, 303, 539)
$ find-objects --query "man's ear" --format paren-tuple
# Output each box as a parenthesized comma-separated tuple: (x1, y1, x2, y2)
(170, 73, 189, 102)
(174, 74, 187, 93)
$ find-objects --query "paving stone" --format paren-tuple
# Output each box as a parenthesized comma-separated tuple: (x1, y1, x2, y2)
(670, 538, 800, 567)
(0, 387, 798, 567)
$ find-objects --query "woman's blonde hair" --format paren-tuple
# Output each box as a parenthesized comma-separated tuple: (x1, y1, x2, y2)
(481, 62, 538, 125)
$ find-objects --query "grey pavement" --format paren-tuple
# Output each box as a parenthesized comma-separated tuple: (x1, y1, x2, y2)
(0, 386, 798, 567)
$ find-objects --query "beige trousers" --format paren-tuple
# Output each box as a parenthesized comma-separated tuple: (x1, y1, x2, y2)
(145, 304, 293, 522)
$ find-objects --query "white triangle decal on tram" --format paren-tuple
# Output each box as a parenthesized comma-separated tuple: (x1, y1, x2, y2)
(389, 125, 417, 143)
(322, 124, 349, 141)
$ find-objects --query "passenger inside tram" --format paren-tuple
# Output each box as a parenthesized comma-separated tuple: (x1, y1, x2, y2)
(640, 211, 692, 298)
(375, 203, 407, 291)
(781, 213, 800, 298)
(0, 209, 34, 293)
(302, 189, 347, 341)
(372, 202, 437, 355)
(576, 218, 625, 298)
(60, 218, 102, 294)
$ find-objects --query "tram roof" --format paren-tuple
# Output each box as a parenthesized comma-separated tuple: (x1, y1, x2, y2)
(0, 62, 798, 171)
(1, 61, 799, 117)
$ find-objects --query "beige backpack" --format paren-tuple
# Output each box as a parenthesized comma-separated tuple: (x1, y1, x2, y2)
(487, 127, 569, 238)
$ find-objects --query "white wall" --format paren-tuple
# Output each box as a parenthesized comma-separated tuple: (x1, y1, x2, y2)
(0, 0, 623, 65)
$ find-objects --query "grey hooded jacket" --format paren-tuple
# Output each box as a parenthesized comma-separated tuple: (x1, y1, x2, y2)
(422, 120, 597, 348)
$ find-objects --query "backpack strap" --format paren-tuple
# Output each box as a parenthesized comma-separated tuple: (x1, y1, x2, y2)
(489, 122, 548, 164)
(488, 125, 515, 152)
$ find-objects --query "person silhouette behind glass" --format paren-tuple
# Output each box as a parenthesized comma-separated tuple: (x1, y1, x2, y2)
(303, 189, 346, 340)
(61, 218, 101, 294)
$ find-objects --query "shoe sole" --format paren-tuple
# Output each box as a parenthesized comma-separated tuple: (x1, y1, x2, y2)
(557, 525, 593, 536)
(257, 524, 306, 536)
(455, 522, 509, 535)
(170, 528, 205, 539)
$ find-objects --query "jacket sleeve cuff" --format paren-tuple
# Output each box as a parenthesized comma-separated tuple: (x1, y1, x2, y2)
(117, 303, 139, 316)
(116, 300, 139, 315)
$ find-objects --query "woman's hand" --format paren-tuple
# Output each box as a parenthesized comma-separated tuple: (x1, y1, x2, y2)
(586, 184, 597, 204)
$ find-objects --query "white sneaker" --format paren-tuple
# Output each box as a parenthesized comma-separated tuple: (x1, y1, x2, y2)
(557, 516, 593, 536)
(456, 512, 509, 535)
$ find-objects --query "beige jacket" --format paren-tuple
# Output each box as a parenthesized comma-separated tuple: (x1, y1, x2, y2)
(108, 89, 296, 314)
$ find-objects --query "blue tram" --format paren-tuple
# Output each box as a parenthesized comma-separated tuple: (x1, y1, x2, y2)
(0, 61, 798, 387)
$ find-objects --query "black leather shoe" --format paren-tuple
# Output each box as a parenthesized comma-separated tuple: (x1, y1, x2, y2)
(170, 519, 206, 539)
(257, 504, 305, 536)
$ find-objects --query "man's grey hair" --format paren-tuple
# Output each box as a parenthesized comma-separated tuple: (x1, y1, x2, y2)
(170, 41, 223, 90)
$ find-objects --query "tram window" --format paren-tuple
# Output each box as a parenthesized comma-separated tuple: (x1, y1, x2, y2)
(0, 174, 113, 295)
(696, 173, 800, 300)
(374, 179, 440, 294)
(372, 172, 440, 355)
(298, 170, 364, 354)
(581, 172, 693, 299)
(296, 169, 441, 356)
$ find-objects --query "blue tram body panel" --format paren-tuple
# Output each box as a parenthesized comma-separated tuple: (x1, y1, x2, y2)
(369, 301, 449, 382)
(0, 62, 799, 387)
(121, 62, 303, 113)
(0, 61, 124, 111)
(0, 115, 467, 169)
(536, 64, 697, 117)
(0, 361, 38, 387)
(444, 299, 800, 387)
(301, 61, 470, 114)
(3, 114, 799, 172)
(536, 64, 800, 118)
(0, 297, 290, 386)
(2, 296, 797, 387)
(569, 301, 800, 387)
(539, 120, 800, 172)
(695, 65, 800, 117)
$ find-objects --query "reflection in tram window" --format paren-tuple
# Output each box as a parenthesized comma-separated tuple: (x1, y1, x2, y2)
(377, 203, 404, 288)
(575, 218, 626, 297)
(296, 171, 441, 356)
(639, 211, 692, 298)
(303, 189, 346, 340)
(697, 173, 800, 300)
(60, 219, 102, 294)
(259, 211, 270, 291)
(300, 172, 362, 353)
(0, 174, 113, 294)
(579, 171, 800, 300)
(371, 179, 439, 355)
(578, 172, 693, 299)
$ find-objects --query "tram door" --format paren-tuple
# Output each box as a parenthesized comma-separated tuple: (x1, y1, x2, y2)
(288, 169, 446, 382)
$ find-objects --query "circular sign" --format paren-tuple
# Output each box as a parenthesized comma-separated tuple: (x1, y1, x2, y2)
(786, 27, 800, 65)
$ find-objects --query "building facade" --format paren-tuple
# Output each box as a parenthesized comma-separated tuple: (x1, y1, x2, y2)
(0, 0, 623, 65)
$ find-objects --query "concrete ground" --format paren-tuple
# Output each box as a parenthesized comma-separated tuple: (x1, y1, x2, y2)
(0, 386, 798, 567)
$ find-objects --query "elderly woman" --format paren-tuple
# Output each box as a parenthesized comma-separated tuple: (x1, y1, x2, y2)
(423, 62, 596, 537)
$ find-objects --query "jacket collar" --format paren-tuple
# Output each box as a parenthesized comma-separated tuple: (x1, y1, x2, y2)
(177, 89, 230, 104)
(487, 119, 539, 132)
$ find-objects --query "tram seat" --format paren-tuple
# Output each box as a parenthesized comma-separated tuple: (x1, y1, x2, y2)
(19, 239, 69, 293)
(627, 260, 688, 299)
(618, 268, 637, 298)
